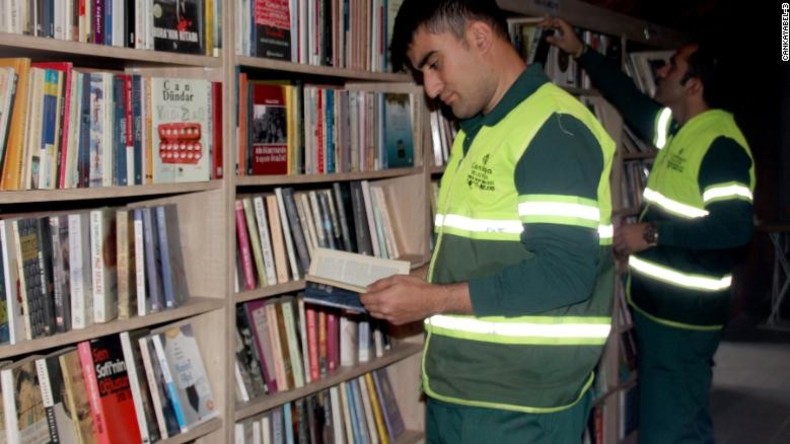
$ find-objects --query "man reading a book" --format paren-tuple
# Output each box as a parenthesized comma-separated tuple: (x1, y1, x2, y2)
(543, 17, 755, 444)
(362, 1, 616, 441)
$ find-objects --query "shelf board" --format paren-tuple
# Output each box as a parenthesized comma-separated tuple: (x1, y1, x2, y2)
(237, 55, 411, 81)
(613, 207, 641, 217)
(0, 181, 222, 204)
(429, 165, 445, 175)
(159, 417, 223, 444)
(234, 342, 423, 421)
(235, 167, 425, 187)
(236, 280, 307, 304)
(0, 297, 224, 359)
(0, 33, 221, 67)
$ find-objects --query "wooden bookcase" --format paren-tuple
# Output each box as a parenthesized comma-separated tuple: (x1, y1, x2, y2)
(0, 1, 429, 443)
(0, 1, 687, 443)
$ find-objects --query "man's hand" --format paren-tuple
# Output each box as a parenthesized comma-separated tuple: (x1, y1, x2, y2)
(361, 275, 442, 325)
(614, 222, 653, 256)
(540, 17, 585, 57)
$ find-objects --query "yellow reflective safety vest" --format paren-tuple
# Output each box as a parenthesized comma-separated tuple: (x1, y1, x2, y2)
(629, 109, 755, 329)
(424, 82, 615, 412)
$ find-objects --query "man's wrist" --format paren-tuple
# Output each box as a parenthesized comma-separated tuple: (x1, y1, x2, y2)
(642, 222, 660, 247)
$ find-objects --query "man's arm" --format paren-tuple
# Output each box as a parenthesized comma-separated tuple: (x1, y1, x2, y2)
(542, 17, 666, 144)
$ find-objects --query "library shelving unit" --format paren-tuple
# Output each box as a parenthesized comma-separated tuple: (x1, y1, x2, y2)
(496, 1, 685, 442)
(0, 19, 230, 444)
(0, 2, 431, 444)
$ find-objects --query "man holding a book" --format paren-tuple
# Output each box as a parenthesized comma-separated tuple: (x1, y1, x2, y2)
(362, 0, 616, 441)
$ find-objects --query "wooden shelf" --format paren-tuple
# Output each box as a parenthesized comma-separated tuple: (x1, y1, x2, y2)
(234, 342, 423, 421)
(159, 418, 224, 444)
(235, 167, 425, 187)
(622, 151, 657, 160)
(0, 297, 224, 359)
(0, 181, 222, 204)
(0, 33, 221, 67)
(237, 55, 410, 81)
(235, 280, 307, 304)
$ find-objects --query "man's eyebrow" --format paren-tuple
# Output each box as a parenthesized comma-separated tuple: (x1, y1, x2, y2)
(416, 50, 437, 70)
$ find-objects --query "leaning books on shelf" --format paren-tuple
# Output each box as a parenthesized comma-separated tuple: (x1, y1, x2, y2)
(234, 368, 406, 443)
(149, 320, 219, 432)
(0, 58, 222, 191)
(303, 248, 410, 313)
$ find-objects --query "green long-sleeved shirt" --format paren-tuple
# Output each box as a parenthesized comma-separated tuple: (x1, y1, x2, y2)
(432, 65, 606, 316)
(578, 50, 755, 326)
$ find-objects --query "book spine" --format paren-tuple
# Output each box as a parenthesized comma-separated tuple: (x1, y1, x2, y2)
(151, 333, 188, 432)
(77, 341, 111, 444)
(34, 357, 61, 443)
(235, 199, 257, 290)
(119, 331, 152, 444)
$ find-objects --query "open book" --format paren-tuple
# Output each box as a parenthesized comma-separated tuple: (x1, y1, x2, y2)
(303, 248, 411, 312)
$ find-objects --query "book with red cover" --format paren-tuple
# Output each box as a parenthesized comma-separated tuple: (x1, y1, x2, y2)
(249, 82, 288, 175)
(78, 335, 143, 444)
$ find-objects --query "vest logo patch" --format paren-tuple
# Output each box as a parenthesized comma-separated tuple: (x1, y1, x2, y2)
(467, 154, 495, 191)
(666, 147, 686, 173)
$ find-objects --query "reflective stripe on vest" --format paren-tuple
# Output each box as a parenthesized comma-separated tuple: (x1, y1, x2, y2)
(643, 187, 709, 219)
(426, 314, 611, 345)
(653, 107, 673, 149)
(435, 213, 614, 245)
(518, 194, 600, 229)
(702, 182, 754, 204)
(629, 255, 732, 291)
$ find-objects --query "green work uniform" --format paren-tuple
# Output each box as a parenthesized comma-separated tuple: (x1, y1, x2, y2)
(424, 64, 615, 442)
(578, 49, 755, 443)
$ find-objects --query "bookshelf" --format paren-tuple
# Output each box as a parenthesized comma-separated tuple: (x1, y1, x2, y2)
(495, 1, 685, 443)
(0, 1, 429, 443)
(0, 0, 688, 442)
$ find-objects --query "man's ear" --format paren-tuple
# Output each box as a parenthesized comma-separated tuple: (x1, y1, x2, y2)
(684, 75, 704, 97)
(467, 21, 494, 54)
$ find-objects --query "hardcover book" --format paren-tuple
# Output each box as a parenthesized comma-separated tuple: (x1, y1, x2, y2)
(152, 0, 206, 54)
(253, 0, 293, 61)
(249, 82, 289, 175)
(382, 93, 414, 168)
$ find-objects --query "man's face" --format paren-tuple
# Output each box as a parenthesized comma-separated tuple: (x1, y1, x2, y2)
(406, 25, 491, 119)
(654, 44, 699, 107)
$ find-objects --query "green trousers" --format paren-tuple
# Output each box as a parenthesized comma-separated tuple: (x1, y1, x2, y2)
(633, 309, 722, 444)
(425, 391, 592, 444)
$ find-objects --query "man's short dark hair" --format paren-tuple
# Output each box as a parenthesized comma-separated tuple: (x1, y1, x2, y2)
(681, 42, 725, 109)
(389, 0, 509, 72)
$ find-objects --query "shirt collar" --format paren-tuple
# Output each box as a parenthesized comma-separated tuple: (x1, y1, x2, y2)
(459, 64, 550, 135)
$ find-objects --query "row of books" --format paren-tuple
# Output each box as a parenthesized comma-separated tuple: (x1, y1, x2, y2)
(619, 159, 652, 210)
(237, 0, 403, 73)
(625, 50, 673, 99)
(238, 74, 416, 176)
(0, 203, 190, 345)
(0, 58, 223, 191)
(235, 181, 402, 292)
(507, 18, 622, 90)
(427, 106, 458, 168)
(0, 320, 217, 443)
(0, 0, 220, 56)
(235, 294, 390, 401)
(234, 368, 405, 444)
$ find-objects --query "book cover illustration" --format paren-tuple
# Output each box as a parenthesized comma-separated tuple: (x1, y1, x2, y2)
(249, 82, 288, 175)
(158, 323, 218, 428)
(382, 93, 414, 168)
(1, 356, 50, 443)
(153, 0, 205, 54)
(151, 77, 212, 183)
(254, 0, 292, 61)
